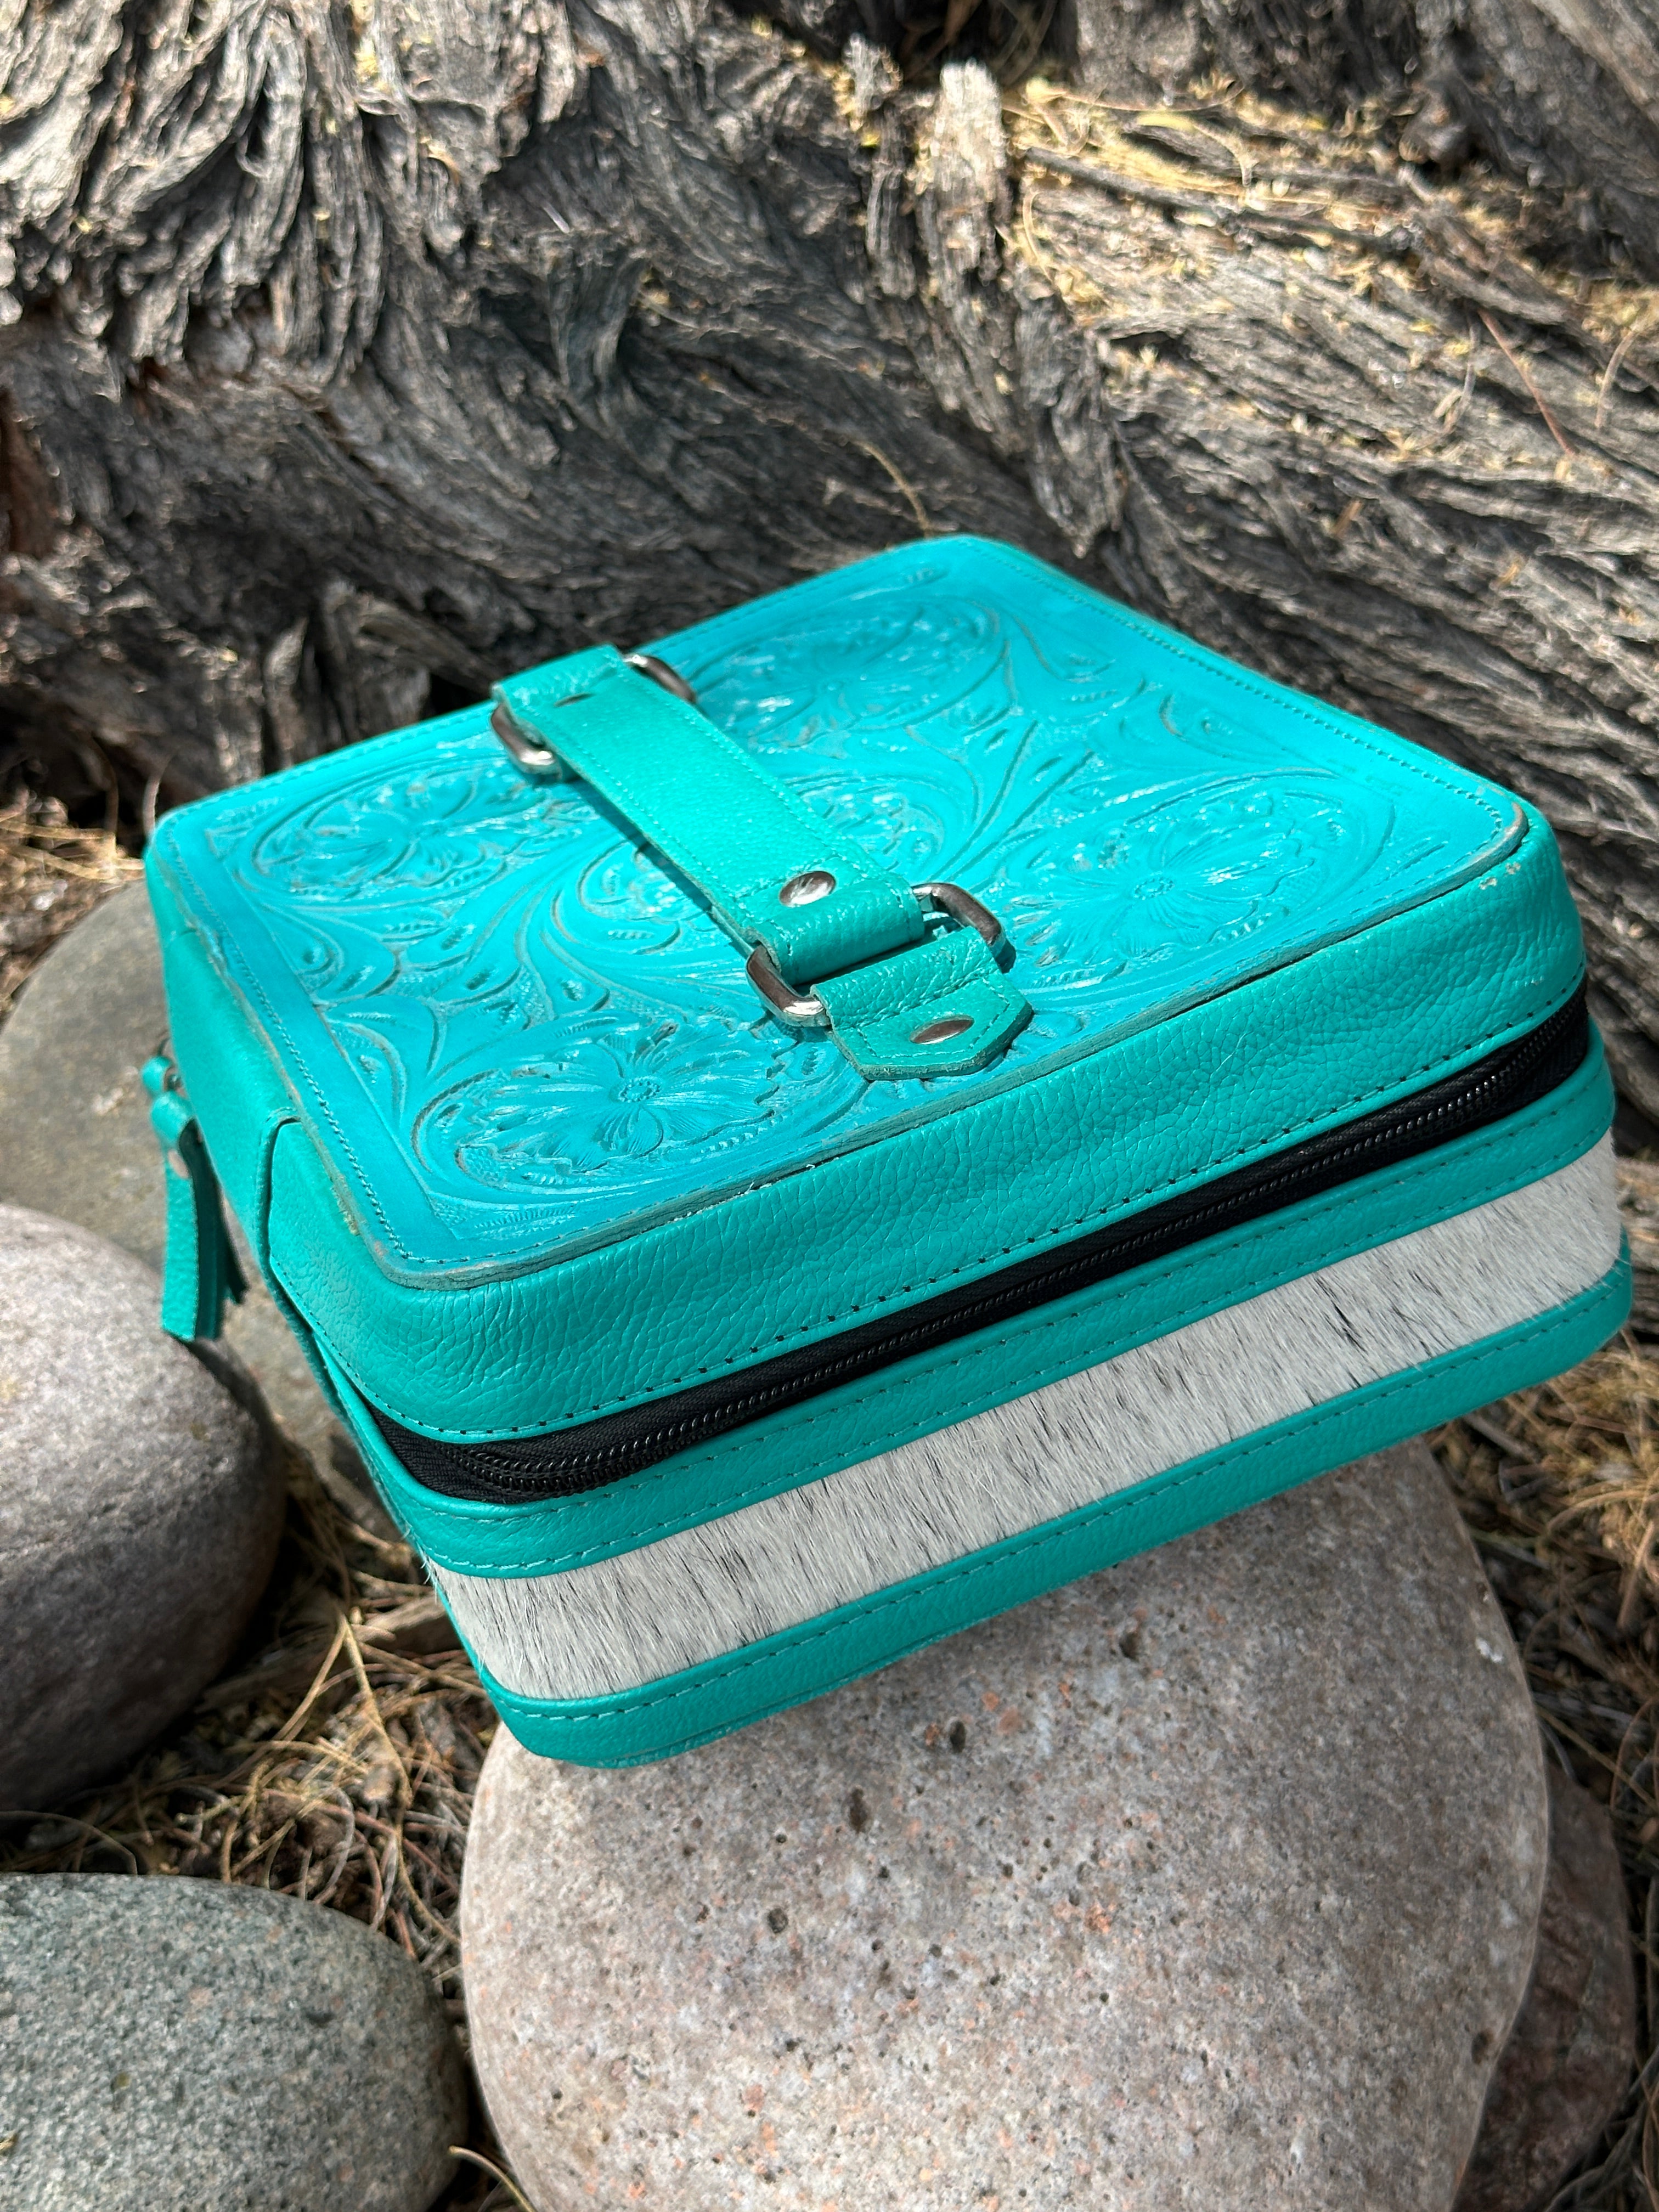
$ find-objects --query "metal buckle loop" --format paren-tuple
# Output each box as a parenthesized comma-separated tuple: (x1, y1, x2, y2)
(746, 881, 1006, 1028)
(492, 653, 698, 775)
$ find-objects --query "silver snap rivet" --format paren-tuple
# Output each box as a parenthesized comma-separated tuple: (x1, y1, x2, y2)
(911, 1015, 973, 1046)
(779, 870, 837, 907)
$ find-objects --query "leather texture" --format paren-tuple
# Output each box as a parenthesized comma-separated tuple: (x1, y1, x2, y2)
(812, 923, 1032, 1080)
(493, 645, 1031, 1079)
(148, 864, 312, 1279)
(143, 1057, 246, 1340)
(431, 1138, 1619, 1699)
(255, 811, 1585, 1440)
(455, 1263, 1629, 1764)
(148, 535, 1528, 1285)
(331, 1035, 1614, 1576)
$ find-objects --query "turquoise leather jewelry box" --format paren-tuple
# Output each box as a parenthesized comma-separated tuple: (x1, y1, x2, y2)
(145, 537, 1628, 1765)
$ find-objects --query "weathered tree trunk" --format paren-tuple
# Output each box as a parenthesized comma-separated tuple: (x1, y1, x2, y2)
(1052, 0, 1659, 276)
(1001, 90, 1659, 1118)
(1, 1, 1656, 1116)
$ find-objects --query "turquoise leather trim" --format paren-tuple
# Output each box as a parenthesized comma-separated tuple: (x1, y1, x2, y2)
(813, 923, 1032, 1080)
(334, 1038, 1613, 1577)
(476, 1257, 1632, 1766)
(272, 817, 1587, 1441)
(146, 854, 300, 1283)
(150, 535, 1530, 1282)
(142, 1058, 247, 1341)
(147, 859, 358, 1414)
(494, 645, 1031, 1079)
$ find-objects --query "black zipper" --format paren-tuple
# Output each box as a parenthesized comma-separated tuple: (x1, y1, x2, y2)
(375, 985, 1590, 1505)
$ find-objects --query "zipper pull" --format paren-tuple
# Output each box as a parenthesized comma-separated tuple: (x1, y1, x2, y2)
(142, 1054, 247, 1342)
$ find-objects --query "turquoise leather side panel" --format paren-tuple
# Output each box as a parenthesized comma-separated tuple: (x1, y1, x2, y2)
(150, 535, 1526, 1283)
(147, 853, 298, 1278)
(331, 1039, 1612, 1577)
(476, 1260, 1631, 1767)
(270, 815, 1585, 1441)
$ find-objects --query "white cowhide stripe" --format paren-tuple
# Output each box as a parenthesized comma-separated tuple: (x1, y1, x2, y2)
(434, 1138, 1621, 1702)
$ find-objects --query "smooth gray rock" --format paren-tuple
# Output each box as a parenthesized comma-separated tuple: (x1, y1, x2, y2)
(0, 1874, 465, 2211)
(0, 1206, 283, 1808)
(0, 885, 390, 1532)
(0, 881, 168, 1269)
(462, 1442, 1547, 2212)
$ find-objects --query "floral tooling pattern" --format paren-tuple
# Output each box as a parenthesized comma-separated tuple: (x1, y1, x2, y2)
(164, 544, 1513, 1266)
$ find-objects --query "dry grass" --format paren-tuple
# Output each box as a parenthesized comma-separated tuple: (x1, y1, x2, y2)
(0, 1445, 487, 1974)
(0, 792, 141, 1021)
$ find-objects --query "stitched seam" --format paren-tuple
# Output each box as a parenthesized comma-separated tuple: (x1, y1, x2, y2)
(403, 1102, 1605, 1565)
(486, 1279, 1617, 1723)
(343, 983, 1586, 1434)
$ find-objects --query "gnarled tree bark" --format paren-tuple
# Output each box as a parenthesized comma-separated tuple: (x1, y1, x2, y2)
(1053, 0, 1659, 277)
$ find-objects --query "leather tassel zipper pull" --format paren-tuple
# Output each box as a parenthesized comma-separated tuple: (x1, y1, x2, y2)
(143, 1054, 247, 1342)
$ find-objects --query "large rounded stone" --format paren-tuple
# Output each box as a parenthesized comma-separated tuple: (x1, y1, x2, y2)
(0, 1205, 283, 1808)
(0, 881, 168, 1269)
(0, 1874, 466, 2210)
(0, 883, 387, 1528)
(462, 1442, 1548, 2211)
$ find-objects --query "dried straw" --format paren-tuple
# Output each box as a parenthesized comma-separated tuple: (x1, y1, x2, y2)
(0, 791, 140, 1020)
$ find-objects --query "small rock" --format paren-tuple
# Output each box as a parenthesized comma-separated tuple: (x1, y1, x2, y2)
(462, 1441, 1547, 2211)
(0, 883, 388, 1528)
(1455, 1765, 1637, 2212)
(0, 1874, 465, 2210)
(0, 1205, 283, 1808)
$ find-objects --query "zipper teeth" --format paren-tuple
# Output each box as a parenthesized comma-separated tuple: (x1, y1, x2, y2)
(442, 997, 1581, 1496)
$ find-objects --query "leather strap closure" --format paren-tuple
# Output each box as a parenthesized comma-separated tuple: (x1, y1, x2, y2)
(492, 646, 1031, 1080)
(143, 1056, 246, 1340)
